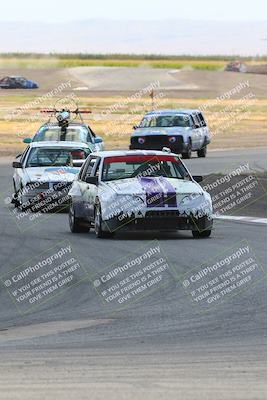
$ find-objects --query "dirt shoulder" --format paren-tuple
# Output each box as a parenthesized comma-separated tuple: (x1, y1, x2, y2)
(200, 173, 267, 218)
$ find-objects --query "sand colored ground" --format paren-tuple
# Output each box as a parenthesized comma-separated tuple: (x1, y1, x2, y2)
(0, 67, 266, 155)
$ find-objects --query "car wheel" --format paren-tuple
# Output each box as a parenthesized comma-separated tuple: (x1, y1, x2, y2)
(13, 188, 24, 209)
(197, 145, 207, 158)
(12, 181, 21, 208)
(12, 191, 21, 208)
(192, 229, 211, 238)
(69, 203, 90, 233)
(13, 196, 21, 208)
(94, 205, 114, 239)
(182, 142, 192, 159)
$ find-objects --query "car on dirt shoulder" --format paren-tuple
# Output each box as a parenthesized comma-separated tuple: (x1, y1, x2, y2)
(68, 150, 213, 238)
(130, 109, 211, 159)
(0, 76, 39, 89)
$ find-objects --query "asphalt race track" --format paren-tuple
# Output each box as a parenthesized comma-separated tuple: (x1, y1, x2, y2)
(186, 147, 267, 175)
(69, 66, 198, 91)
(2, 67, 267, 98)
(0, 149, 267, 400)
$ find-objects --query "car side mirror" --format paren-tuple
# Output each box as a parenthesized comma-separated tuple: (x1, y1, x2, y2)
(94, 136, 103, 144)
(133, 125, 138, 130)
(85, 176, 98, 185)
(12, 161, 23, 168)
(193, 175, 203, 183)
(23, 138, 32, 143)
(194, 124, 200, 129)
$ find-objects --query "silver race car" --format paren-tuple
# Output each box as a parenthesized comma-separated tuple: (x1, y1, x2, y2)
(12, 141, 91, 212)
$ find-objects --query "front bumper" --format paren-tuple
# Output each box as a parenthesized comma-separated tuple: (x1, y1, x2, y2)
(19, 183, 72, 211)
(21, 192, 71, 212)
(130, 135, 187, 153)
(102, 210, 213, 233)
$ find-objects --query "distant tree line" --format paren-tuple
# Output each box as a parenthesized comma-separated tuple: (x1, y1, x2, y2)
(0, 53, 267, 61)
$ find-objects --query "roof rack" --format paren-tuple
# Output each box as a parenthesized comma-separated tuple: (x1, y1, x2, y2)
(40, 107, 92, 128)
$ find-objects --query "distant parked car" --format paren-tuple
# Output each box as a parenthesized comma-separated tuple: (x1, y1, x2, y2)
(0, 76, 39, 89)
(225, 61, 247, 73)
(130, 109, 211, 159)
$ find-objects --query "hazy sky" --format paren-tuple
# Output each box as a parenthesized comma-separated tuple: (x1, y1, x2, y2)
(1, 0, 267, 22)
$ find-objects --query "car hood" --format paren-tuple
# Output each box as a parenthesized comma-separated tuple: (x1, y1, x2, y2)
(132, 127, 191, 136)
(24, 166, 80, 183)
(99, 177, 211, 220)
(27, 80, 39, 88)
(100, 177, 203, 196)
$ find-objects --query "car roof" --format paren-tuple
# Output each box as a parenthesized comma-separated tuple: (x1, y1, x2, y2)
(144, 109, 201, 116)
(39, 123, 88, 128)
(90, 149, 179, 158)
(1, 76, 24, 79)
(28, 141, 90, 148)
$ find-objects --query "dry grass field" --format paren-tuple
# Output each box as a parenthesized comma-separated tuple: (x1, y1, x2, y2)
(0, 62, 267, 156)
(0, 95, 266, 156)
(1, 55, 267, 70)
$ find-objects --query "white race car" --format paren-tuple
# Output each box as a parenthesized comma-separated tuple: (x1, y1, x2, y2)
(68, 150, 213, 238)
(12, 141, 91, 211)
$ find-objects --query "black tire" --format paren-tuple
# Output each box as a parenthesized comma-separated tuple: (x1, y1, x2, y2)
(192, 229, 211, 238)
(182, 141, 192, 159)
(14, 192, 29, 211)
(12, 193, 21, 208)
(69, 203, 90, 233)
(94, 204, 114, 239)
(197, 145, 207, 158)
(12, 181, 22, 208)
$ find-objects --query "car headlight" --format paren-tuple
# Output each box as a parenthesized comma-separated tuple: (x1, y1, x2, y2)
(180, 193, 203, 206)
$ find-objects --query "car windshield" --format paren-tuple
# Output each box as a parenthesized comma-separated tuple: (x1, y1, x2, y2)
(26, 147, 88, 167)
(102, 155, 190, 182)
(139, 114, 191, 128)
(16, 77, 26, 83)
(35, 126, 92, 143)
